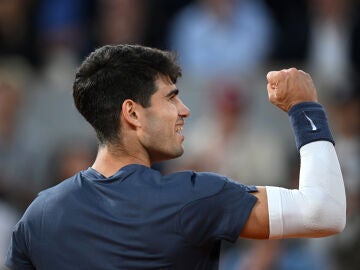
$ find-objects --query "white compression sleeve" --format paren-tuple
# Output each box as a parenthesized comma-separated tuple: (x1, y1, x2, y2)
(266, 141, 346, 239)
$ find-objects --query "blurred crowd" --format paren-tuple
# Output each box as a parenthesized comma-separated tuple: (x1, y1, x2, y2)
(0, 0, 359, 269)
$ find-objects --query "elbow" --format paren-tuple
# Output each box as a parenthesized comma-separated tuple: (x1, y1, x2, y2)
(322, 214, 346, 236)
(324, 212, 346, 236)
(325, 197, 347, 235)
(330, 206, 346, 234)
(304, 194, 346, 236)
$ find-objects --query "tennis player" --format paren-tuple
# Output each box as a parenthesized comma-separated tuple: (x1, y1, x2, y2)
(6, 44, 346, 270)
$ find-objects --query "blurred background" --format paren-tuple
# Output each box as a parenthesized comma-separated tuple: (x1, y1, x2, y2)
(0, 0, 359, 269)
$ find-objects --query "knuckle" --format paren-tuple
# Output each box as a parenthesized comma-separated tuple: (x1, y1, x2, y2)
(268, 71, 278, 80)
(299, 69, 310, 77)
(288, 67, 298, 74)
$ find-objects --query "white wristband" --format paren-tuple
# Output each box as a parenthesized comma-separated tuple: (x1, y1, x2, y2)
(267, 141, 346, 239)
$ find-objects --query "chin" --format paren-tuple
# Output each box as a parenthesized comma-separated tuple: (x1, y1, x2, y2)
(152, 148, 184, 163)
(167, 150, 184, 160)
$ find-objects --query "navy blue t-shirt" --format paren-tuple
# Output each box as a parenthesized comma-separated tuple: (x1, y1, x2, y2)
(6, 164, 257, 270)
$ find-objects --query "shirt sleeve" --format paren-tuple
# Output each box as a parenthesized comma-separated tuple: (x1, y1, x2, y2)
(5, 222, 35, 270)
(177, 177, 257, 246)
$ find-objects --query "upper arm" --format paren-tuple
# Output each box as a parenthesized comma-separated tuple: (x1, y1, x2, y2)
(6, 222, 35, 270)
(240, 186, 270, 239)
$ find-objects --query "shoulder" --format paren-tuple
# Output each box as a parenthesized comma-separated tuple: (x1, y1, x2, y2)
(38, 174, 80, 201)
(173, 172, 258, 244)
(164, 171, 255, 199)
(23, 174, 80, 221)
(166, 170, 226, 186)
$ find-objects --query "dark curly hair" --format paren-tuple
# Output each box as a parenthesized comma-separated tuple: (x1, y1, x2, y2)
(73, 44, 182, 145)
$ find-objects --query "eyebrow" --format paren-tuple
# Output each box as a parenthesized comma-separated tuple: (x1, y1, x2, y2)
(165, 89, 179, 98)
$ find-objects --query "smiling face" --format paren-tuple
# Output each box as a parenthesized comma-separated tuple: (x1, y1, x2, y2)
(136, 75, 190, 164)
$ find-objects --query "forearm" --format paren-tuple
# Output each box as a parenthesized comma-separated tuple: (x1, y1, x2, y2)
(266, 103, 346, 239)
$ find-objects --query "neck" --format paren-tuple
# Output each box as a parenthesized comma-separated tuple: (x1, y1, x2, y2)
(91, 144, 150, 177)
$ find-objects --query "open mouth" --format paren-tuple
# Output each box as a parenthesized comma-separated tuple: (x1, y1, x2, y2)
(175, 126, 183, 134)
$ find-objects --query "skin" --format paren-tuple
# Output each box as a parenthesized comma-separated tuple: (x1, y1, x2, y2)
(92, 68, 318, 240)
(135, 77, 191, 163)
(240, 68, 319, 239)
(92, 74, 190, 177)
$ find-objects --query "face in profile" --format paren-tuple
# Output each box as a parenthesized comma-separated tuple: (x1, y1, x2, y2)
(136, 75, 190, 163)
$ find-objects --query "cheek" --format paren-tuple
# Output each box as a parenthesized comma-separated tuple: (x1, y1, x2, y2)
(148, 105, 176, 127)
(140, 103, 178, 139)
(142, 113, 172, 141)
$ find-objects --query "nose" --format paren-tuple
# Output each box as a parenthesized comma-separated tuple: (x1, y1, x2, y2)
(178, 99, 191, 118)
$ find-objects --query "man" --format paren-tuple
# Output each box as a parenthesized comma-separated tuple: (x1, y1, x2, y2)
(6, 44, 346, 269)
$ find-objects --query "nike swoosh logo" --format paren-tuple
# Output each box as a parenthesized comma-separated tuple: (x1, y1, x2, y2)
(304, 113, 318, 131)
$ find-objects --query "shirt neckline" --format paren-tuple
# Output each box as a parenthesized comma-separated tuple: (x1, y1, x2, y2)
(83, 164, 150, 181)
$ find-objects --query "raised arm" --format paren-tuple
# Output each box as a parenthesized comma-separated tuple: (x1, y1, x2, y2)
(240, 68, 346, 239)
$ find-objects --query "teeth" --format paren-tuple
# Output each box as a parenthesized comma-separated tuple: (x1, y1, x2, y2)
(176, 126, 183, 133)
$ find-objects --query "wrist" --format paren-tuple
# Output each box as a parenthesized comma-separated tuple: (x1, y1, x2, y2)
(288, 102, 335, 151)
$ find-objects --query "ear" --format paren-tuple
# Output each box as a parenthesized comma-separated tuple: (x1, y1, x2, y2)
(121, 99, 141, 128)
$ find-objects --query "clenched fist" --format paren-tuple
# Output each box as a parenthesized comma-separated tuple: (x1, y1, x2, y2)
(266, 68, 318, 112)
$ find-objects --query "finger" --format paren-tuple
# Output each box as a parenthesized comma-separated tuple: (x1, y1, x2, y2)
(267, 87, 277, 103)
(266, 83, 277, 101)
(266, 83, 274, 93)
(266, 78, 279, 93)
(298, 69, 310, 78)
(267, 70, 280, 82)
(286, 67, 298, 73)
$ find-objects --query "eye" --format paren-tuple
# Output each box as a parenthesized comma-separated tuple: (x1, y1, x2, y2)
(168, 94, 178, 103)
(166, 89, 179, 102)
